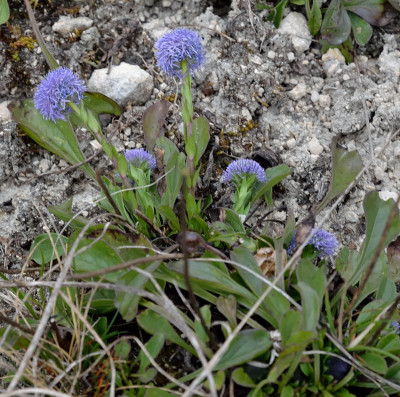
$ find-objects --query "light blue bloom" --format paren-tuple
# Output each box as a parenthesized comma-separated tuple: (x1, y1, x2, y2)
(288, 228, 339, 258)
(125, 148, 156, 171)
(34, 67, 86, 122)
(155, 28, 205, 78)
(222, 159, 267, 184)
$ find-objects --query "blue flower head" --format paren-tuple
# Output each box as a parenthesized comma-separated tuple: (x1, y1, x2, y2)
(155, 28, 205, 78)
(125, 148, 156, 171)
(391, 321, 400, 334)
(288, 228, 338, 258)
(34, 67, 86, 122)
(222, 159, 267, 184)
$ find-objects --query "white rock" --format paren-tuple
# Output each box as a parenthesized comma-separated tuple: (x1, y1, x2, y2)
(288, 83, 307, 101)
(87, 62, 154, 107)
(322, 48, 346, 63)
(241, 107, 252, 121)
(267, 51, 276, 59)
(52, 16, 93, 36)
(318, 94, 331, 108)
(379, 190, 399, 202)
(80, 27, 100, 49)
(393, 142, 400, 157)
(0, 100, 12, 121)
(308, 136, 323, 155)
(378, 45, 400, 76)
(345, 211, 359, 223)
(287, 52, 295, 62)
(278, 12, 311, 54)
(322, 48, 346, 76)
(286, 138, 296, 149)
(374, 165, 385, 181)
(310, 91, 319, 103)
(38, 159, 50, 173)
(249, 54, 262, 65)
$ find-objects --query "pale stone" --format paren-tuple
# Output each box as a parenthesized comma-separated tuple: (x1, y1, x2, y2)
(87, 62, 154, 107)
(308, 136, 323, 155)
(288, 83, 307, 101)
(52, 16, 93, 36)
(278, 12, 311, 54)
(0, 100, 12, 121)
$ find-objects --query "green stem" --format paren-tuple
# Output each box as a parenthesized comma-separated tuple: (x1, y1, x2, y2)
(180, 60, 194, 141)
(23, 0, 59, 69)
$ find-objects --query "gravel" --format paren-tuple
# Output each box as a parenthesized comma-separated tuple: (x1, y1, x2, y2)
(0, 0, 400, 266)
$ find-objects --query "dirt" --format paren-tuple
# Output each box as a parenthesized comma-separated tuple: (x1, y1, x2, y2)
(1, 0, 400, 269)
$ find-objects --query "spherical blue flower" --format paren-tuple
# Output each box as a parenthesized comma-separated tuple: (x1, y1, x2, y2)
(125, 148, 156, 171)
(222, 159, 267, 184)
(155, 28, 205, 78)
(34, 67, 86, 122)
(288, 228, 338, 258)
(391, 320, 400, 334)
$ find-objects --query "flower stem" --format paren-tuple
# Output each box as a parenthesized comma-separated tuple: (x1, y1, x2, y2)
(180, 60, 194, 141)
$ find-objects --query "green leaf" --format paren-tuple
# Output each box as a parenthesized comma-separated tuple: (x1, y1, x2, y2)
(215, 329, 271, 370)
(269, 0, 289, 28)
(349, 192, 400, 287)
(317, 140, 363, 213)
(268, 330, 317, 382)
(72, 226, 152, 282)
(162, 152, 185, 208)
(137, 310, 195, 355)
(377, 334, 400, 354)
(360, 352, 387, 374)
(231, 246, 264, 297)
(13, 99, 95, 179)
(281, 385, 294, 397)
(348, 12, 373, 46)
(297, 258, 326, 302)
(142, 100, 170, 152)
(280, 310, 302, 346)
(223, 208, 246, 233)
(0, 0, 9, 24)
(296, 281, 320, 331)
(386, 361, 400, 381)
(308, 0, 322, 35)
(30, 233, 68, 264)
(158, 205, 181, 233)
(343, 0, 385, 25)
(232, 367, 256, 387)
(114, 340, 130, 359)
(185, 134, 196, 160)
(138, 334, 165, 373)
(194, 305, 211, 345)
(320, 0, 352, 45)
(203, 370, 225, 391)
(356, 299, 387, 327)
(48, 198, 88, 229)
(114, 261, 160, 321)
(155, 136, 179, 164)
(82, 91, 121, 116)
(192, 116, 210, 166)
(251, 164, 291, 204)
(377, 278, 396, 303)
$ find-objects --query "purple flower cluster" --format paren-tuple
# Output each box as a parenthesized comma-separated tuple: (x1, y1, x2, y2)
(34, 67, 86, 122)
(222, 159, 267, 184)
(124, 148, 156, 171)
(288, 228, 339, 258)
(155, 28, 205, 78)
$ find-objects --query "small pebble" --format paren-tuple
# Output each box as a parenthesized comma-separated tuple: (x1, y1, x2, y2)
(308, 136, 323, 155)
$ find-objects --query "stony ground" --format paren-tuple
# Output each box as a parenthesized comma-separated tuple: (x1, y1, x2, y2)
(1, 0, 400, 268)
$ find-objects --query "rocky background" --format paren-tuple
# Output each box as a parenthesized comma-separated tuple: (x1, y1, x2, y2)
(1, 0, 400, 268)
